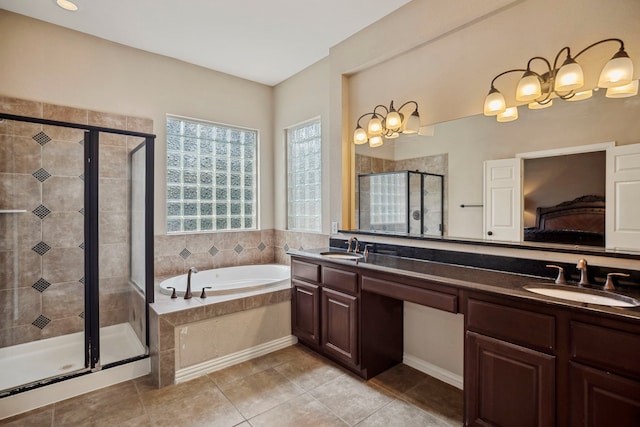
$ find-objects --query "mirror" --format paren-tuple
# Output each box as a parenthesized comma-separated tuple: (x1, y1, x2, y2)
(350, 89, 640, 253)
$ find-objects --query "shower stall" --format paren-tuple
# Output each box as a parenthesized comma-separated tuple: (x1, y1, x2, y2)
(358, 170, 444, 236)
(0, 111, 154, 396)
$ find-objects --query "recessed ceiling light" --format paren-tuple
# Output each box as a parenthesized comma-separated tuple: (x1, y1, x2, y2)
(56, 0, 78, 11)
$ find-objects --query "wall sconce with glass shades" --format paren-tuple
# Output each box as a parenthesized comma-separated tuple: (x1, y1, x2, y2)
(353, 100, 422, 147)
(484, 38, 637, 122)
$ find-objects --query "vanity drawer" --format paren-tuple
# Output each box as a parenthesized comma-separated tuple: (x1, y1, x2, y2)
(362, 276, 457, 313)
(571, 321, 640, 379)
(322, 266, 358, 295)
(291, 259, 320, 283)
(467, 298, 555, 352)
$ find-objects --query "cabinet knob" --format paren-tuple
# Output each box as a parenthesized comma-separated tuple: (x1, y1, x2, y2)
(487, 231, 493, 236)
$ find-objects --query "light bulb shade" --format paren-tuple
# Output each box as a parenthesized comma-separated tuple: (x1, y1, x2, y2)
(369, 135, 383, 148)
(385, 110, 402, 130)
(555, 58, 584, 92)
(496, 106, 518, 122)
(605, 80, 639, 98)
(403, 111, 420, 134)
(367, 117, 383, 136)
(386, 132, 400, 139)
(353, 126, 368, 145)
(57, 0, 78, 11)
(566, 89, 593, 102)
(598, 51, 634, 88)
(528, 100, 553, 110)
(516, 72, 542, 102)
(483, 88, 506, 116)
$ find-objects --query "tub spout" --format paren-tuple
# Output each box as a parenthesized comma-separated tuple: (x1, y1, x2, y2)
(185, 267, 198, 299)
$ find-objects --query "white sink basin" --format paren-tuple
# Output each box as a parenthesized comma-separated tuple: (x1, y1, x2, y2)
(320, 251, 363, 260)
(523, 284, 640, 307)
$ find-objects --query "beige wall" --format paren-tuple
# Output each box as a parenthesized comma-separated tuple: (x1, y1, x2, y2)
(344, 0, 640, 237)
(0, 10, 274, 233)
(273, 58, 331, 233)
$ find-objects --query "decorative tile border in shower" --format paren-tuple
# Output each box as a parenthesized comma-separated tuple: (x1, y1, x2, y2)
(0, 94, 153, 347)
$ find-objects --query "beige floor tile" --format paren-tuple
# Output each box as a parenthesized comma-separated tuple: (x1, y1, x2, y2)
(274, 349, 344, 391)
(52, 381, 144, 426)
(356, 399, 453, 427)
(248, 393, 347, 427)
(218, 368, 304, 419)
(141, 375, 244, 427)
(369, 364, 428, 396)
(402, 376, 464, 425)
(0, 406, 52, 426)
(138, 375, 218, 413)
(208, 345, 306, 388)
(310, 373, 394, 426)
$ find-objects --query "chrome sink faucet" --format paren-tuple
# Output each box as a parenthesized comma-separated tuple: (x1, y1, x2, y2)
(576, 258, 589, 287)
(185, 266, 198, 299)
(347, 237, 360, 253)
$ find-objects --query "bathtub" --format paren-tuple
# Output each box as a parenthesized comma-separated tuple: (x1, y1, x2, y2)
(158, 264, 290, 297)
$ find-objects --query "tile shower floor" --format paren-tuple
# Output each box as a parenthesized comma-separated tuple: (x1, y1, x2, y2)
(0, 344, 463, 426)
(0, 323, 145, 393)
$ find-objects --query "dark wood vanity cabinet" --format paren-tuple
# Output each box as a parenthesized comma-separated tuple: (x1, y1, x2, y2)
(321, 287, 358, 366)
(465, 295, 556, 427)
(465, 291, 640, 427)
(290, 257, 402, 378)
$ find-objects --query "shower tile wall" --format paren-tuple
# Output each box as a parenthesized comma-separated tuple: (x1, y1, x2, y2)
(355, 153, 448, 234)
(0, 95, 152, 348)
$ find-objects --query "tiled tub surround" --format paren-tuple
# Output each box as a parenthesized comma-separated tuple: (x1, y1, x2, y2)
(154, 229, 328, 276)
(149, 283, 292, 388)
(0, 95, 152, 352)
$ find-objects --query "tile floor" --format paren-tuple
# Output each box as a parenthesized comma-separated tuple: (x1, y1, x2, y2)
(0, 344, 463, 426)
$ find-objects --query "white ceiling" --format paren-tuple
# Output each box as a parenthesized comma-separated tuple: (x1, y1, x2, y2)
(0, 0, 412, 86)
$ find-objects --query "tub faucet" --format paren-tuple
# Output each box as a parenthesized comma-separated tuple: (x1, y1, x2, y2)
(185, 267, 198, 299)
(347, 237, 360, 253)
(576, 258, 589, 287)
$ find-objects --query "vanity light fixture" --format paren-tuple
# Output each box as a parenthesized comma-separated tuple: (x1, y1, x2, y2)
(56, 0, 78, 11)
(483, 38, 636, 121)
(353, 100, 421, 147)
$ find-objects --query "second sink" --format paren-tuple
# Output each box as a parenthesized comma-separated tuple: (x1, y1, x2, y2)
(523, 284, 640, 307)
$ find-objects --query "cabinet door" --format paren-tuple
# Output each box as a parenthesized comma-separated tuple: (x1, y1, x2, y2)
(483, 158, 522, 242)
(570, 363, 640, 427)
(291, 280, 320, 346)
(465, 331, 555, 427)
(321, 288, 358, 367)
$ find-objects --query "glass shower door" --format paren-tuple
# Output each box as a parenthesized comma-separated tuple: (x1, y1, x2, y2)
(96, 132, 146, 367)
(0, 120, 88, 393)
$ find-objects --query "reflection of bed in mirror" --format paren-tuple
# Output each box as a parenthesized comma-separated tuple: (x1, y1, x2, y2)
(523, 195, 605, 247)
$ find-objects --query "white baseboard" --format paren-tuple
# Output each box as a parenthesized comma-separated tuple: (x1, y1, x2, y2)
(0, 358, 150, 421)
(175, 335, 298, 384)
(403, 353, 463, 390)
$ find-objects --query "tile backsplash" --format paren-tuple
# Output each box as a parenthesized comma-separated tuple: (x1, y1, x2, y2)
(154, 229, 328, 277)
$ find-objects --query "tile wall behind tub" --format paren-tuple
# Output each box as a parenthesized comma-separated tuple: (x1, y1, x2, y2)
(0, 95, 153, 347)
(154, 229, 328, 276)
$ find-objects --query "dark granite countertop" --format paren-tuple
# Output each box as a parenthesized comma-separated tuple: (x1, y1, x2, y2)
(288, 248, 640, 322)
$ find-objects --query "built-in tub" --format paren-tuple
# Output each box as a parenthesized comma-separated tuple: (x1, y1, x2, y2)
(158, 264, 290, 297)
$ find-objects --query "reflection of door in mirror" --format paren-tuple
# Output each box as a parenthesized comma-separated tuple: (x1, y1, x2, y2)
(483, 142, 640, 250)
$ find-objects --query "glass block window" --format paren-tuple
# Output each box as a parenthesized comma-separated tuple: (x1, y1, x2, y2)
(287, 119, 322, 232)
(166, 116, 257, 233)
(369, 173, 406, 225)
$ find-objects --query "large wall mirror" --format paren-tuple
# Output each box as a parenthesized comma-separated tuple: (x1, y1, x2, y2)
(349, 89, 640, 254)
